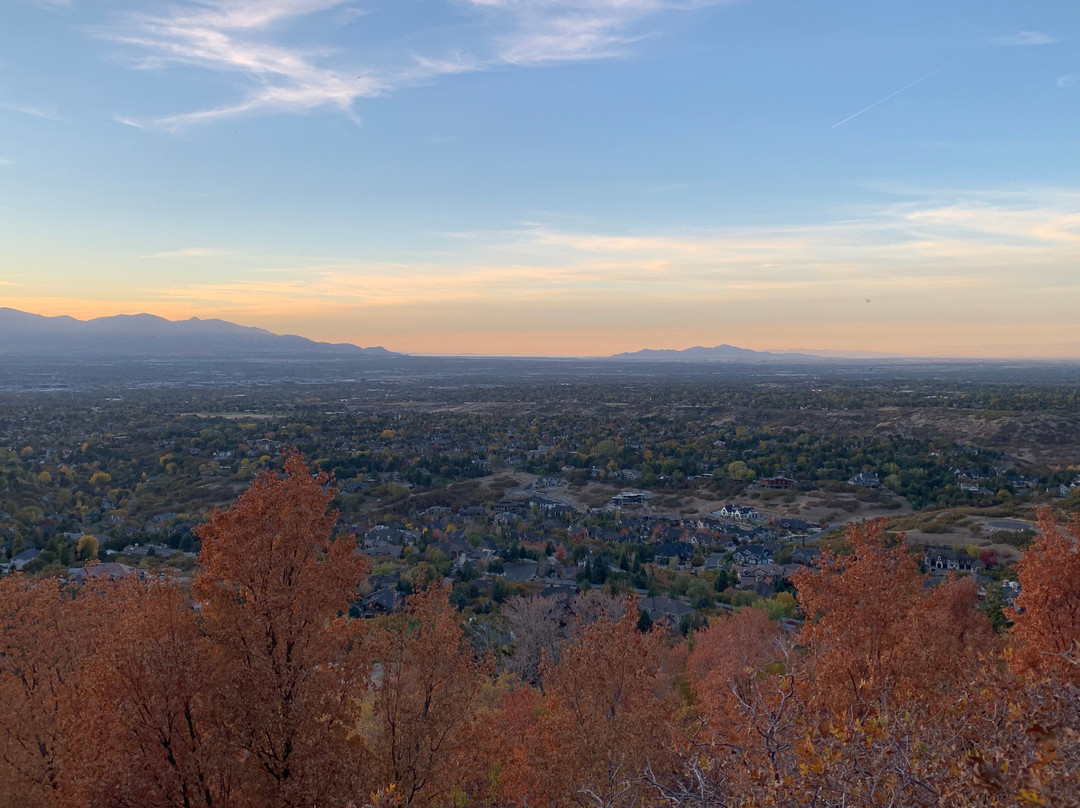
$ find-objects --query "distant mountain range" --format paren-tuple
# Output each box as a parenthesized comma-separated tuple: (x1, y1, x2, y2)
(0, 308, 396, 358)
(610, 344, 818, 361)
(609, 344, 909, 361)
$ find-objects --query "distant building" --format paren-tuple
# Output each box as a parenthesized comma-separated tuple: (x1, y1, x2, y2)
(849, 472, 881, 488)
(758, 476, 796, 490)
(716, 504, 761, 522)
(924, 547, 985, 574)
(500, 559, 539, 583)
(611, 491, 652, 509)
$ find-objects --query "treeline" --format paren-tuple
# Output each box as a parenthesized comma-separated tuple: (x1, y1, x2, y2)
(0, 456, 1077, 808)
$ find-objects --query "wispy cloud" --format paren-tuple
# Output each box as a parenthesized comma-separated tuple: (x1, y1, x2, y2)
(1058, 73, 1079, 88)
(102, 1, 400, 129)
(11, 187, 1080, 356)
(991, 31, 1058, 47)
(144, 187, 1080, 318)
(0, 100, 67, 121)
(469, 0, 732, 64)
(102, 0, 726, 129)
(0, 157, 13, 166)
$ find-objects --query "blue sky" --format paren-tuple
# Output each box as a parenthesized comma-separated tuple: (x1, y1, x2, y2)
(1, 0, 1078, 356)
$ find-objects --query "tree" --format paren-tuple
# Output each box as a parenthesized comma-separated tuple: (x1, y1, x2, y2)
(194, 454, 371, 808)
(60, 580, 229, 808)
(1009, 509, 1080, 683)
(504, 602, 672, 807)
(0, 577, 115, 808)
(683, 608, 800, 804)
(636, 609, 653, 633)
(367, 585, 491, 805)
(790, 520, 994, 807)
(75, 535, 98, 562)
(793, 519, 988, 716)
(502, 594, 565, 685)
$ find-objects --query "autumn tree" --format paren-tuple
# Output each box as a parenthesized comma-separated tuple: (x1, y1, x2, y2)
(194, 453, 371, 808)
(793, 519, 988, 715)
(60, 580, 230, 808)
(789, 520, 994, 807)
(502, 602, 672, 808)
(0, 577, 115, 808)
(365, 584, 492, 806)
(1009, 509, 1080, 683)
(684, 608, 801, 803)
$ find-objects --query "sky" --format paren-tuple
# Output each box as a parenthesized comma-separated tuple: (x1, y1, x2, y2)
(1, 0, 1078, 358)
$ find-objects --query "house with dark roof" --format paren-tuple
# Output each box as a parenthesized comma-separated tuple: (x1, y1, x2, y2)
(639, 596, 695, 629)
(849, 472, 881, 488)
(731, 545, 773, 566)
(358, 587, 401, 617)
(501, 559, 539, 584)
(924, 547, 985, 574)
(12, 548, 40, 570)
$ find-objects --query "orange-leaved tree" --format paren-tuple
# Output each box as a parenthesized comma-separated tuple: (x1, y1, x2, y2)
(60, 578, 230, 808)
(791, 520, 993, 807)
(793, 519, 988, 715)
(685, 607, 802, 804)
(195, 453, 371, 808)
(365, 584, 492, 806)
(0, 576, 116, 808)
(1009, 509, 1080, 683)
(503, 600, 672, 808)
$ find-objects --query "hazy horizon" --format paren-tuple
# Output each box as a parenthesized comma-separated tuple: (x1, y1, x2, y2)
(6, 305, 1080, 361)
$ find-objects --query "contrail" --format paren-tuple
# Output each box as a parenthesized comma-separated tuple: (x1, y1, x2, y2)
(832, 49, 977, 128)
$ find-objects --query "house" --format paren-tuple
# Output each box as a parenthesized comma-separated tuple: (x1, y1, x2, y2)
(639, 596, 695, 629)
(528, 496, 577, 517)
(924, 548, 985, 574)
(611, 491, 652, 509)
(791, 547, 822, 566)
(12, 548, 41, 570)
(731, 545, 773, 566)
(758, 476, 796, 490)
(358, 587, 401, 617)
(849, 472, 881, 488)
(67, 563, 137, 582)
(775, 517, 814, 533)
(494, 497, 527, 514)
(501, 560, 539, 584)
(655, 541, 694, 565)
(717, 504, 761, 522)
